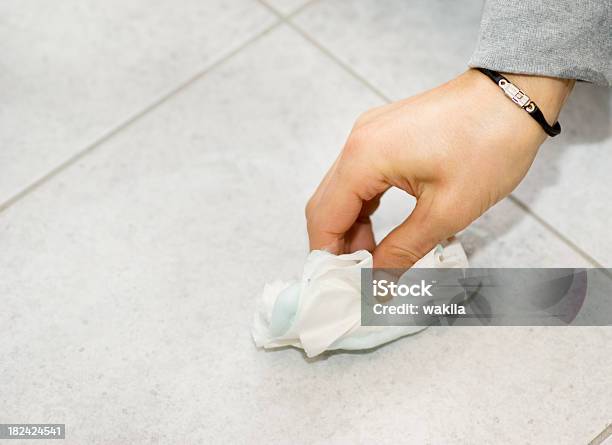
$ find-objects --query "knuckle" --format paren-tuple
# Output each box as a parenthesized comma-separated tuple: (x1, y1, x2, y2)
(354, 110, 374, 127)
(344, 128, 371, 157)
(354, 104, 388, 128)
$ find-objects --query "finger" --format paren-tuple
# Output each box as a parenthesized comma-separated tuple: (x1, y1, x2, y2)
(372, 192, 452, 269)
(307, 158, 388, 254)
(345, 219, 376, 252)
(307, 155, 341, 212)
(345, 195, 382, 252)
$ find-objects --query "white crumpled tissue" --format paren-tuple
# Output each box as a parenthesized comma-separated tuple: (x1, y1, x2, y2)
(252, 239, 468, 357)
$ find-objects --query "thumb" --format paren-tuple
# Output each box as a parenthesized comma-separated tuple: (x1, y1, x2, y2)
(373, 194, 451, 269)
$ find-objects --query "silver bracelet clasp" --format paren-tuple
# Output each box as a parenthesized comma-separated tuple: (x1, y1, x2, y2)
(498, 79, 530, 108)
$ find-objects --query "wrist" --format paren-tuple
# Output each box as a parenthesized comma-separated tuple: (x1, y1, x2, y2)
(501, 72, 575, 123)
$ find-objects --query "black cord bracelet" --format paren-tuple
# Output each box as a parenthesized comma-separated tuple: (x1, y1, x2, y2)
(476, 68, 561, 137)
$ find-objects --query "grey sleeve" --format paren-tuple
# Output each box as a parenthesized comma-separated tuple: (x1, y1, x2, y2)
(468, 0, 612, 86)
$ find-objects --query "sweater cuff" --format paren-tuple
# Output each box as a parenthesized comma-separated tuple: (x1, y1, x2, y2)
(468, 0, 611, 87)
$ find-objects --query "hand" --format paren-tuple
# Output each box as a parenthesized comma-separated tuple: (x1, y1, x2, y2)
(306, 69, 574, 268)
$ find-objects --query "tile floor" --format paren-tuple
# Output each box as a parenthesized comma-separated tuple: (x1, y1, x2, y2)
(1, 1, 610, 443)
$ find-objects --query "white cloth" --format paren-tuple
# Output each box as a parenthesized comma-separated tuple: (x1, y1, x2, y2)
(252, 240, 468, 357)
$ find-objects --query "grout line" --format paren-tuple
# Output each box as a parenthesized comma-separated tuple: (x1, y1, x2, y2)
(257, 0, 392, 102)
(508, 195, 605, 267)
(589, 422, 612, 445)
(262, 0, 606, 266)
(263, 0, 322, 18)
(258, 0, 319, 19)
(0, 17, 284, 216)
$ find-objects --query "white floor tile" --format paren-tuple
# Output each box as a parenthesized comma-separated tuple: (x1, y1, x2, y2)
(0, 0, 275, 205)
(1, 24, 608, 444)
(294, 0, 482, 98)
(462, 198, 593, 268)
